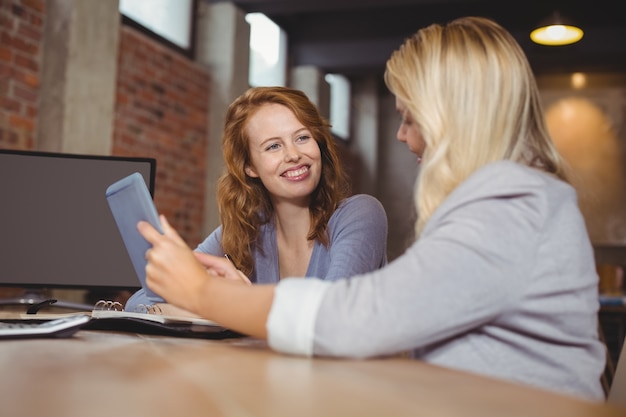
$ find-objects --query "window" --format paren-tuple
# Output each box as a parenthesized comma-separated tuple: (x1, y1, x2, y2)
(325, 74, 351, 139)
(246, 13, 287, 87)
(119, 0, 194, 53)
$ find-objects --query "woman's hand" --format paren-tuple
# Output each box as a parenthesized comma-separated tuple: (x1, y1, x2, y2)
(138, 214, 271, 336)
(138, 215, 211, 313)
(138, 215, 252, 314)
(194, 252, 252, 285)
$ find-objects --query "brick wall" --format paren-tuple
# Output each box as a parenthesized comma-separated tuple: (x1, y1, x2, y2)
(0, 1, 210, 247)
(113, 27, 210, 247)
(0, 0, 44, 150)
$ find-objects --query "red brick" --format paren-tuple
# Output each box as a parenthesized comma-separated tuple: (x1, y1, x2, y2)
(21, 0, 44, 14)
(0, 45, 11, 62)
(25, 104, 36, 118)
(13, 52, 37, 72)
(17, 20, 41, 43)
(11, 67, 38, 88)
(8, 113, 34, 131)
(12, 83, 36, 102)
(0, 96, 22, 112)
(0, 14, 15, 31)
(8, 32, 38, 55)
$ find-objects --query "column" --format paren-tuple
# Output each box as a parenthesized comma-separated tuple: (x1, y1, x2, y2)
(195, 1, 250, 236)
(290, 65, 331, 120)
(351, 76, 379, 196)
(37, 0, 119, 154)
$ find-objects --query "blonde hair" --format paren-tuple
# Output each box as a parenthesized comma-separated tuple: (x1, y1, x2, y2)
(217, 87, 350, 276)
(384, 16, 567, 235)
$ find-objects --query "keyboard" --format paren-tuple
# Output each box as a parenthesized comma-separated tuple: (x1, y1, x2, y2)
(0, 315, 91, 339)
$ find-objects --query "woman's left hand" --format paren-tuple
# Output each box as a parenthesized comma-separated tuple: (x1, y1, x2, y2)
(194, 252, 252, 285)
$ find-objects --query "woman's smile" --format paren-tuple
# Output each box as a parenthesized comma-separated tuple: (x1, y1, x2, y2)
(282, 164, 310, 180)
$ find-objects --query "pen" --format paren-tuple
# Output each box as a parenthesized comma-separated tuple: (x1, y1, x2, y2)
(224, 253, 235, 267)
(224, 254, 252, 285)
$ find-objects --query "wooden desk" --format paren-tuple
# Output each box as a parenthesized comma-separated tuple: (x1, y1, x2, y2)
(0, 330, 624, 417)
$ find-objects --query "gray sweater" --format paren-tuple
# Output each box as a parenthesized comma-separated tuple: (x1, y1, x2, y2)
(267, 161, 606, 401)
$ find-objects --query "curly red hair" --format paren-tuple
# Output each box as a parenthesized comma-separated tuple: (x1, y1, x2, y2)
(217, 86, 350, 276)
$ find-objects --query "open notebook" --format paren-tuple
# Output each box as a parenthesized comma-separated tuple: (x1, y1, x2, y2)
(0, 299, 242, 340)
(85, 300, 243, 339)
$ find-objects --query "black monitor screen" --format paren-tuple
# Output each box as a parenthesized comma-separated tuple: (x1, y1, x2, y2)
(0, 149, 156, 291)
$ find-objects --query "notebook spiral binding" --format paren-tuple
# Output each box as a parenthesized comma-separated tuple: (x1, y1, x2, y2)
(88, 299, 242, 339)
(93, 300, 162, 315)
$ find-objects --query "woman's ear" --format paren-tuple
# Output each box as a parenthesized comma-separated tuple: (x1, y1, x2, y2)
(245, 165, 259, 178)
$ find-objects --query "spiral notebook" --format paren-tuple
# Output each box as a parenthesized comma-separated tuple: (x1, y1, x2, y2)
(84, 300, 244, 339)
(2, 300, 243, 340)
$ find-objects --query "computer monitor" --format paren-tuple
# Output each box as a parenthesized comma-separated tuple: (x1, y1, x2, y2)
(0, 149, 156, 308)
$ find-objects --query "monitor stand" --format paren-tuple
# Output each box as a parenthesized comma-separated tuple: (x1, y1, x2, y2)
(0, 289, 93, 312)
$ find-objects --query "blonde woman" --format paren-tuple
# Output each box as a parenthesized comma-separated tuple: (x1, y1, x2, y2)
(138, 18, 605, 400)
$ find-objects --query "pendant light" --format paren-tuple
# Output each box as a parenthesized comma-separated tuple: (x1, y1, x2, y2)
(530, 12, 583, 46)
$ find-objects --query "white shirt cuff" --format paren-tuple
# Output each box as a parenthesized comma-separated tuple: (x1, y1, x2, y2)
(266, 278, 331, 356)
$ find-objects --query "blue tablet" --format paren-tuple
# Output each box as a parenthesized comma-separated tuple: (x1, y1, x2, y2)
(106, 172, 164, 302)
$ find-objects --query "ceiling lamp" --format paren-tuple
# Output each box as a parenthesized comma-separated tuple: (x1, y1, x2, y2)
(530, 12, 584, 46)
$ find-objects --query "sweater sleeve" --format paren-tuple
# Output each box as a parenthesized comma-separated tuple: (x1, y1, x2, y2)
(195, 226, 224, 255)
(267, 278, 331, 355)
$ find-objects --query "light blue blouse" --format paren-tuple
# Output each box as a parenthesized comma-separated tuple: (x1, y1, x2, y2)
(125, 194, 388, 310)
